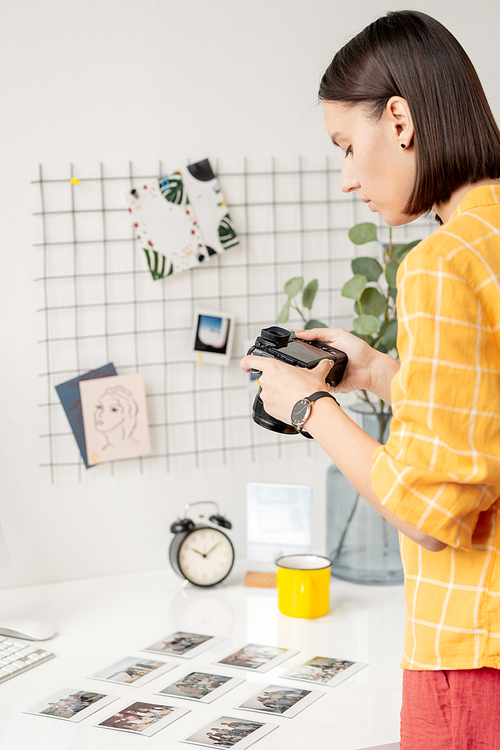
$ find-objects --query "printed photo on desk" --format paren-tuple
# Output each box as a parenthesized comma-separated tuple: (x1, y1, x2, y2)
(216, 644, 298, 673)
(23, 688, 118, 722)
(95, 699, 190, 737)
(236, 684, 323, 718)
(143, 631, 224, 659)
(89, 656, 177, 688)
(155, 670, 244, 703)
(181, 715, 277, 749)
(282, 656, 367, 687)
(79, 373, 151, 465)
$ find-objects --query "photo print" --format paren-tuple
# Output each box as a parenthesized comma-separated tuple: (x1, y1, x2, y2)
(90, 656, 177, 688)
(79, 372, 151, 465)
(143, 631, 223, 660)
(155, 671, 244, 703)
(181, 715, 277, 749)
(96, 699, 189, 737)
(217, 643, 298, 673)
(192, 309, 235, 366)
(282, 656, 367, 687)
(237, 684, 322, 718)
(23, 688, 118, 723)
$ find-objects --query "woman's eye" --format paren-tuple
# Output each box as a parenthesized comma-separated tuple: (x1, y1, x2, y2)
(345, 146, 352, 158)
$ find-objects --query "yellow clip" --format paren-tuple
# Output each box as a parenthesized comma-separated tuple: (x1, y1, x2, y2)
(196, 353, 204, 365)
(70, 177, 80, 184)
(90, 453, 102, 466)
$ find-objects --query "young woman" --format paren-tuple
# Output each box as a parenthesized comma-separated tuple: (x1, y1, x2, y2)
(241, 11, 500, 749)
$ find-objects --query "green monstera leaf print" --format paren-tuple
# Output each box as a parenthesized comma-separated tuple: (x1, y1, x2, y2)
(218, 214, 239, 250)
(143, 248, 174, 281)
(159, 171, 189, 205)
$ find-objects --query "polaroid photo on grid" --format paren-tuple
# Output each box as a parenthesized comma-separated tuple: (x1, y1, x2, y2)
(181, 714, 278, 749)
(89, 656, 177, 688)
(191, 309, 235, 366)
(216, 643, 299, 673)
(23, 688, 118, 723)
(282, 656, 367, 687)
(143, 631, 224, 660)
(236, 683, 324, 718)
(154, 670, 244, 703)
(95, 697, 190, 737)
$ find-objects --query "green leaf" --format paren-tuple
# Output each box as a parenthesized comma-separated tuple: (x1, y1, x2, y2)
(348, 222, 378, 245)
(284, 276, 304, 297)
(302, 279, 318, 310)
(353, 315, 379, 336)
(389, 286, 397, 302)
(341, 274, 367, 301)
(305, 318, 327, 329)
(385, 261, 399, 288)
(381, 320, 398, 351)
(351, 256, 383, 282)
(392, 239, 420, 262)
(278, 300, 290, 324)
(371, 336, 388, 353)
(355, 287, 386, 317)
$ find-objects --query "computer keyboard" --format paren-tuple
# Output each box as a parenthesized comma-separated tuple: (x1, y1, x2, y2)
(0, 636, 55, 683)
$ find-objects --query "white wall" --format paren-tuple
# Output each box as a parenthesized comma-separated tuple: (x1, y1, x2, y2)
(1, 0, 500, 589)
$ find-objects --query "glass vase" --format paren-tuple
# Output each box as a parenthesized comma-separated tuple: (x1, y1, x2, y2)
(326, 402, 403, 585)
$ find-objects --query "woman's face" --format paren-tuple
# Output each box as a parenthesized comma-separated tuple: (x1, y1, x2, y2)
(323, 100, 419, 226)
(94, 394, 125, 433)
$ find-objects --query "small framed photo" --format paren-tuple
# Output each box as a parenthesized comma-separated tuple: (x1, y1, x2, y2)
(155, 670, 244, 703)
(236, 684, 323, 718)
(216, 643, 298, 673)
(191, 309, 235, 366)
(181, 714, 277, 749)
(282, 656, 367, 687)
(23, 688, 118, 723)
(95, 699, 189, 736)
(89, 656, 177, 688)
(143, 631, 224, 660)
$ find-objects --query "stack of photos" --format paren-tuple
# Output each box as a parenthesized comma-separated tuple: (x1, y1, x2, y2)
(144, 631, 223, 659)
(237, 684, 323, 718)
(182, 715, 277, 749)
(156, 671, 244, 703)
(90, 656, 177, 687)
(283, 656, 367, 687)
(96, 700, 189, 736)
(217, 644, 298, 673)
(23, 689, 118, 722)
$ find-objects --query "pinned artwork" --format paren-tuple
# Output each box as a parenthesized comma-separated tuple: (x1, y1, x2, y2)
(191, 309, 235, 366)
(55, 363, 118, 469)
(125, 158, 238, 280)
(79, 373, 151, 465)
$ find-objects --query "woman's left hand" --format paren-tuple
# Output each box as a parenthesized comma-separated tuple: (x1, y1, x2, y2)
(239, 354, 334, 425)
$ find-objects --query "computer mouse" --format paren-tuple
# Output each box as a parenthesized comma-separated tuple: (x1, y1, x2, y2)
(0, 618, 56, 641)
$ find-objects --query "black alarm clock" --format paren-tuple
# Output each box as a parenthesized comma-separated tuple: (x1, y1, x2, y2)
(169, 501, 235, 587)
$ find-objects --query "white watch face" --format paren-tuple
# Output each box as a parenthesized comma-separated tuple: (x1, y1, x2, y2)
(178, 527, 234, 586)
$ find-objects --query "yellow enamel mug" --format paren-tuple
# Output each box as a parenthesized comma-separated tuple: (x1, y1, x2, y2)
(276, 554, 332, 619)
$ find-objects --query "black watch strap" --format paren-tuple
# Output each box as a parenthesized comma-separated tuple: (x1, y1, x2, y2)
(299, 391, 340, 440)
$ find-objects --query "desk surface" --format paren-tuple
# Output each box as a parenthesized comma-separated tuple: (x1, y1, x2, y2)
(0, 563, 405, 749)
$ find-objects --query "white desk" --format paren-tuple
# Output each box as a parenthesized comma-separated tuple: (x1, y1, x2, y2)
(0, 563, 404, 749)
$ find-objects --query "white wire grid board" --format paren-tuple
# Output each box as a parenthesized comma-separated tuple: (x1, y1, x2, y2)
(34, 157, 435, 481)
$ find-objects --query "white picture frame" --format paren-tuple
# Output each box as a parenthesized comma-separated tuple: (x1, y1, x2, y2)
(191, 309, 235, 366)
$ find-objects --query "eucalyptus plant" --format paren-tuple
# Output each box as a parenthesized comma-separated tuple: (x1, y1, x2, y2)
(277, 276, 327, 329)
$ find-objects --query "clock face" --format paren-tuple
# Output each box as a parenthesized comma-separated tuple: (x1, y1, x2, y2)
(177, 527, 234, 587)
(291, 399, 310, 427)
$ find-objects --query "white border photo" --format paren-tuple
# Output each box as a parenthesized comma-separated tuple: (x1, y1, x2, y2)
(191, 309, 235, 366)
(89, 655, 177, 688)
(216, 643, 298, 673)
(155, 670, 244, 703)
(181, 714, 278, 749)
(95, 698, 189, 737)
(143, 631, 224, 659)
(23, 688, 118, 723)
(236, 684, 323, 718)
(282, 656, 367, 687)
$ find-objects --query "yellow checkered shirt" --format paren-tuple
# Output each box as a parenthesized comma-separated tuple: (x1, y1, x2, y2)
(372, 185, 500, 670)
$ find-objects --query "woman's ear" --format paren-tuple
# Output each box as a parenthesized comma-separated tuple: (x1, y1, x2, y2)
(385, 96, 415, 149)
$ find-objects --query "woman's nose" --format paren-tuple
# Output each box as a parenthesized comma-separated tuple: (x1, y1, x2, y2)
(340, 159, 361, 194)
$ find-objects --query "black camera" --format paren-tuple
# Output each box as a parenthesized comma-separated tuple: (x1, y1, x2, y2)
(247, 326, 348, 435)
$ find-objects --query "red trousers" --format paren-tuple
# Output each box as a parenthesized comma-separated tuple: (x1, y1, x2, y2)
(401, 668, 500, 749)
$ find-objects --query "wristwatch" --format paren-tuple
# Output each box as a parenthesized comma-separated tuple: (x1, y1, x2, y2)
(291, 391, 340, 439)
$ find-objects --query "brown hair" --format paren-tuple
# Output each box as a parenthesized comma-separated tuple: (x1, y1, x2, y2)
(319, 10, 500, 215)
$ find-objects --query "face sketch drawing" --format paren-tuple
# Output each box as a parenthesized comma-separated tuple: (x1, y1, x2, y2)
(93, 385, 139, 450)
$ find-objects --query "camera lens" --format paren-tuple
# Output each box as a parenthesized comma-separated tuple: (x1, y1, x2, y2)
(260, 326, 290, 346)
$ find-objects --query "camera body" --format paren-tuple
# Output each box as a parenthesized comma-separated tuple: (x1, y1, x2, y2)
(247, 326, 348, 435)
